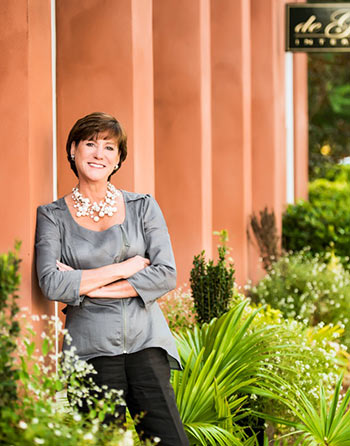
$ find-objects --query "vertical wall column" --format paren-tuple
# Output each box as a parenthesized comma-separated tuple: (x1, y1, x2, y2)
(0, 0, 53, 315)
(56, 0, 154, 196)
(211, 0, 252, 285)
(153, 0, 212, 286)
(250, 0, 287, 281)
(293, 53, 308, 201)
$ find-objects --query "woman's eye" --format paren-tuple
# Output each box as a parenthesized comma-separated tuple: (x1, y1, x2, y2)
(86, 142, 95, 147)
(106, 146, 115, 151)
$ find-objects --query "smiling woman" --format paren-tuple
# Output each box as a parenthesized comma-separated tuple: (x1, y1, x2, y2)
(35, 112, 189, 445)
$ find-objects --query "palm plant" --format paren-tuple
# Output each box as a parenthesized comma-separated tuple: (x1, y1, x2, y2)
(256, 374, 350, 446)
(172, 300, 287, 445)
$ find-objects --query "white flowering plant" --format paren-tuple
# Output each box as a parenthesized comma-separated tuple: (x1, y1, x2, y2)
(241, 300, 347, 435)
(0, 313, 152, 446)
(158, 286, 196, 333)
(248, 249, 350, 348)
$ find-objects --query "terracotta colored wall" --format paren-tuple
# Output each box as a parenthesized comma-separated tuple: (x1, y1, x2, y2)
(250, 0, 289, 282)
(0, 0, 309, 318)
(56, 0, 154, 198)
(0, 0, 53, 318)
(211, 0, 252, 286)
(153, 0, 213, 287)
(294, 53, 309, 201)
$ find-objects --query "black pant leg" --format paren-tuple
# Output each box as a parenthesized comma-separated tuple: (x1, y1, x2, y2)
(125, 348, 189, 446)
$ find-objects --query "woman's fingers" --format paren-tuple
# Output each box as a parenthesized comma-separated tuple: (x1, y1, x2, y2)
(120, 255, 150, 278)
(56, 260, 74, 271)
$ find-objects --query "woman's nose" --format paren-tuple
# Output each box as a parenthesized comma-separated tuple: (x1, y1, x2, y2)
(94, 143, 104, 159)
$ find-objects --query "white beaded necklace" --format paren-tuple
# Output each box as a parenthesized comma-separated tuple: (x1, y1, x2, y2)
(72, 182, 121, 222)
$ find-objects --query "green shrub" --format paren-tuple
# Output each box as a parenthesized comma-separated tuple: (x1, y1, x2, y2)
(0, 242, 21, 411)
(322, 163, 350, 182)
(190, 230, 235, 325)
(248, 250, 350, 348)
(283, 173, 350, 263)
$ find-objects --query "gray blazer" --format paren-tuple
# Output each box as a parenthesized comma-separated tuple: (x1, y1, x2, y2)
(35, 190, 181, 369)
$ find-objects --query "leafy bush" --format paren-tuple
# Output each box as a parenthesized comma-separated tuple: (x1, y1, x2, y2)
(0, 242, 21, 411)
(248, 250, 350, 348)
(190, 230, 235, 325)
(283, 172, 350, 263)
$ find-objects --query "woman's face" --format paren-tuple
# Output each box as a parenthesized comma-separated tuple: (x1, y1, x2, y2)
(71, 132, 120, 183)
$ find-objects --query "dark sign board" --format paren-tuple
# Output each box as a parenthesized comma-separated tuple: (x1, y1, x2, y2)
(286, 3, 350, 52)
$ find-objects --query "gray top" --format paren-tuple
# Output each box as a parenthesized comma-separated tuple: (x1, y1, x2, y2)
(35, 190, 181, 370)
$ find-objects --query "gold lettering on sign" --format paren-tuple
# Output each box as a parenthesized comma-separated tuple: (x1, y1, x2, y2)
(294, 15, 322, 33)
(325, 9, 350, 38)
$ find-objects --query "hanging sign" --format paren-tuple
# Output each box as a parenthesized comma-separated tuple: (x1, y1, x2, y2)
(286, 3, 350, 52)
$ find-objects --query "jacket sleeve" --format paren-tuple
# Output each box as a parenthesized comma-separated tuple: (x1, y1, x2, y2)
(126, 195, 177, 308)
(35, 205, 83, 305)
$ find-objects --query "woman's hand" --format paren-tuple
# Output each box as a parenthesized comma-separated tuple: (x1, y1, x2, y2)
(119, 255, 150, 279)
(86, 280, 138, 299)
(56, 260, 74, 271)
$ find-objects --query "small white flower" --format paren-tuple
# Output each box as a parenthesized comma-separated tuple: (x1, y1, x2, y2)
(73, 413, 82, 422)
(34, 438, 45, 445)
(32, 417, 39, 424)
(18, 421, 28, 429)
(83, 432, 94, 441)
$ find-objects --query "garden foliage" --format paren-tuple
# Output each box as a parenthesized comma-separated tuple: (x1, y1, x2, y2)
(0, 242, 21, 411)
(171, 296, 344, 445)
(190, 230, 235, 325)
(308, 51, 350, 178)
(249, 207, 280, 271)
(2, 242, 348, 445)
(158, 287, 195, 333)
(283, 168, 350, 264)
(249, 249, 350, 348)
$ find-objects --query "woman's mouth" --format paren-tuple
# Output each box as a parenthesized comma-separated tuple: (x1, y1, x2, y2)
(88, 162, 106, 169)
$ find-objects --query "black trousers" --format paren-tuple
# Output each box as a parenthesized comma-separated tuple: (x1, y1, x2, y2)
(73, 348, 189, 446)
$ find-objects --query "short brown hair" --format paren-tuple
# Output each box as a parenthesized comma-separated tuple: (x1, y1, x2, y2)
(66, 112, 127, 180)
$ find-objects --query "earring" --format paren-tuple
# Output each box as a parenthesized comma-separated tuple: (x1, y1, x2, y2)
(114, 164, 119, 170)
(71, 154, 75, 161)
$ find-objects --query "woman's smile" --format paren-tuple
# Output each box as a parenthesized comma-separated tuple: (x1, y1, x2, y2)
(88, 162, 106, 169)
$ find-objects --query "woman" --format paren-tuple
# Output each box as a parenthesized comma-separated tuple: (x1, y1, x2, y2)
(35, 112, 189, 445)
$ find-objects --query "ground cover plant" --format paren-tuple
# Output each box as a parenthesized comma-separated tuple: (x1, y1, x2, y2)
(248, 249, 350, 349)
